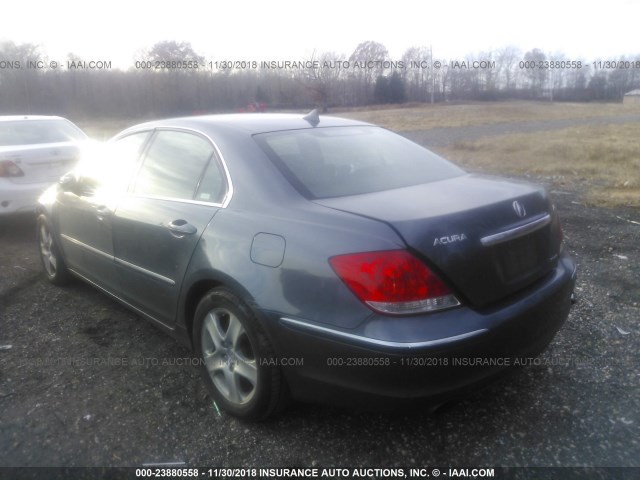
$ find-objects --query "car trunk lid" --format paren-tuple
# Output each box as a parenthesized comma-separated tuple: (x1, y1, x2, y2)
(0, 142, 82, 184)
(314, 174, 562, 308)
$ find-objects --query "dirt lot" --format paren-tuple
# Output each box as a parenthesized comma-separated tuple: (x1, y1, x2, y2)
(0, 112, 639, 469)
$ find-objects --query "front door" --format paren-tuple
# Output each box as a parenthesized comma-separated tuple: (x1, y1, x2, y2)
(57, 132, 150, 292)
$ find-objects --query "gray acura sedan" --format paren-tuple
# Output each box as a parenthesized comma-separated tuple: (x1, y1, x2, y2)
(37, 111, 576, 420)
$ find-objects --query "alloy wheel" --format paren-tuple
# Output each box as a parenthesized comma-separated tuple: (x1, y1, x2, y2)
(39, 223, 57, 277)
(200, 307, 258, 405)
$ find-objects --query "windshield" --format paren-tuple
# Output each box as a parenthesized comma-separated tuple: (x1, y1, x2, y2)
(255, 126, 464, 199)
(0, 119, 87, 146)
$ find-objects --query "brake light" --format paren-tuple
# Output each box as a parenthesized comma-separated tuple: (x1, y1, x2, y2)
(0, 160, 24, 177)
(329, 250, 460, 315)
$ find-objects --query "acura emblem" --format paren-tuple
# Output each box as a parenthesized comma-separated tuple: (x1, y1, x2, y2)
(512, 200, 526, 218)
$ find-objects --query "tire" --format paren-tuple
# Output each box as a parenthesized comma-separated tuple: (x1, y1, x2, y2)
(193, 287, 287, 420)
(37, 214, 72, 286)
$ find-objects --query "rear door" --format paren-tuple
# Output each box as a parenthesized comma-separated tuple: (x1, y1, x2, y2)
(112, 129, 228, 328)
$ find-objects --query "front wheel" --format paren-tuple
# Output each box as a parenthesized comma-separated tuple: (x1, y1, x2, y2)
(37, 214, 72, 285)
(193, 287, 287, 420)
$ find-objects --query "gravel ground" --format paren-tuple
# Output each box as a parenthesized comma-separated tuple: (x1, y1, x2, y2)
(0, 121, 639, 469)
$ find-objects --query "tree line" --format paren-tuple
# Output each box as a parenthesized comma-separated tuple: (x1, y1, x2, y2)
(1, 40, 639, 119)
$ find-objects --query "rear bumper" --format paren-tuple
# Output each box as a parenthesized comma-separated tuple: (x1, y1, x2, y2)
(0, 179, 52, 215)
(263, 253, 576, 408)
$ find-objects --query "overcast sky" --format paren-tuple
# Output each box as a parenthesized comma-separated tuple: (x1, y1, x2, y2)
(3, 0, 639, 68)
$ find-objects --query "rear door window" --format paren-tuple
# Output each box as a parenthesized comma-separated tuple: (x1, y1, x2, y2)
(194, 159, 226, 203)
(133, 130, 216, 201)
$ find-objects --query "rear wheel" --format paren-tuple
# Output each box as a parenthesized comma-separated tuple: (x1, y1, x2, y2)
(37, 214, 71, 285)
(193, 287, 287, 420)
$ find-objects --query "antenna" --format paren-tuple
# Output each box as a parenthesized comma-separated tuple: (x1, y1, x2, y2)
(302, 108, 320, 127)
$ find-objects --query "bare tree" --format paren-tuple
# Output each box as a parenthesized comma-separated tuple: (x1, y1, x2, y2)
(608, 56, 635, 100)
(497, 46, 521, 92)
(348, 41, 389, 104)
(0, 41, 44, 113)
(3, 39, 640, 119)
(145, 41, 204, 65)
(303, 50, 347, 110)
(141, 41, 206, 114)
(401, 46, 431, 102)
(545, 51, 569, 101)
(523, 49, 547, 97)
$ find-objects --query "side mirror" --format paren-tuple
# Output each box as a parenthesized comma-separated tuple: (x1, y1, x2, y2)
(59, 173, 78, 191)
(59, 172, 93, 196)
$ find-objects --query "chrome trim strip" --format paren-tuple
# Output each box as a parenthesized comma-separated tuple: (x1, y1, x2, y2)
(61, 234, 176, 286)
(211, 136, 234, 209)
(280, 317, 488, 349)
(113, 257, 176, 286)
(60, 234, 113, 261)
(481, 214, 551, 247)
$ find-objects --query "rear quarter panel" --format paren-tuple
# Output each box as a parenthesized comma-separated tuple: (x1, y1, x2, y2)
(177, 200, 405, 342)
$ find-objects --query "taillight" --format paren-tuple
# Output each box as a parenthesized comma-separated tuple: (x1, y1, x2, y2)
(0, 160, 24, 177)
(329, 250, 460, 315)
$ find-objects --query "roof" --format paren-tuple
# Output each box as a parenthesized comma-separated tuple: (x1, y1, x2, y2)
(116, 113, 373, 138)
(624, 89, 640, 96)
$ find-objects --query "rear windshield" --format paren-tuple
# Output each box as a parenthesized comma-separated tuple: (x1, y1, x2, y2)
(0, 119, 86, 146)
(255, 126, 464, 199)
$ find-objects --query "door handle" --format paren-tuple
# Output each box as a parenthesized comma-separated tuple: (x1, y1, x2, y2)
(167, 219, 197, 236)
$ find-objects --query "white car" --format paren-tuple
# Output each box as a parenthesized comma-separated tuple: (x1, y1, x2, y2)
(0, 116, 88, 216)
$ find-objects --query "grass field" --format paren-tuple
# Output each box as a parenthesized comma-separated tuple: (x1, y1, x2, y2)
(343, 102, 640, 208)
(435, 123, 640, 208)
(339, 101, 640, 131)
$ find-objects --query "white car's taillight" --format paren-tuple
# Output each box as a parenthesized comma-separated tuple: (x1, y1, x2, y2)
(0, 160, 24, 177)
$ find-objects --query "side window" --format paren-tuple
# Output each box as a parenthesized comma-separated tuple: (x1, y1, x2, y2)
(195, 159, 226, 203)
(76, 131, 149, 195)
(133, 130, 214, 201)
